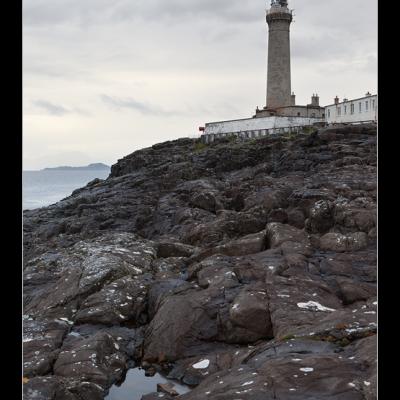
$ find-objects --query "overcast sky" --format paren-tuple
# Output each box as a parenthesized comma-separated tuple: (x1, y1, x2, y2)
(23, 0, 377, 170)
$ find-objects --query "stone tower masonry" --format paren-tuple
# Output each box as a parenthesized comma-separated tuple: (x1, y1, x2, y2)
(266, 0, 293, 110)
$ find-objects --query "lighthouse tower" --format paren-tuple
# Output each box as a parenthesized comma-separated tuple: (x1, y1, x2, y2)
(266, 0, 293, 110)
(201, 0, 326, 140)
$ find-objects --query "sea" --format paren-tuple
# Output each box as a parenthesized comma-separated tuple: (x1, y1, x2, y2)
(23, 168, 110, 210)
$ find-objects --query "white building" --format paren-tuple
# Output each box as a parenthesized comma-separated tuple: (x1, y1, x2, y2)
(201, 115, 324, 143)
(204, 115, 322, 135)
(325, 93, 377, 125)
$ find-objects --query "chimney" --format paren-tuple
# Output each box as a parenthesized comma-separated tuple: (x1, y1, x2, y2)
(291, 92, 296, 106)
(311, 94, 319, 107)
(334, 96, 339, 105)
(366, 91, 371, 96)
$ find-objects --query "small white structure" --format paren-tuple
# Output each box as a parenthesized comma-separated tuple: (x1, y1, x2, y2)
(201, 115, 323, 143)
(325, 93, 377, 125)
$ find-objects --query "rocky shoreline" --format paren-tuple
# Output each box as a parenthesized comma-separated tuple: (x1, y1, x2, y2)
(23, 124, 377, 400)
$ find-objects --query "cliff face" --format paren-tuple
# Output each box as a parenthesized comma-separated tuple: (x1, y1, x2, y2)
(23, 124, 377, 400)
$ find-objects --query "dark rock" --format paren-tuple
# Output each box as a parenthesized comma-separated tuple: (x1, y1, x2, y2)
(287, 208, 306, 229)
(319, 232, 368, 252)
(335, 277, 376, 305)
(265, 222, 310, 249)
(190, 191, 218, 212)
(157, 242, 198, 258)
(23, 319, 70, 377)
(23, 124, 376, 399)
(268, 208, 288, 223)
(306, 200, 334, 233)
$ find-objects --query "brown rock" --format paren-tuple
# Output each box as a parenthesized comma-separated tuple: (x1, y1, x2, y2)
(319, 232, 368, 252)
(266, 222, 309, 248)
(157, 383, 179, 396)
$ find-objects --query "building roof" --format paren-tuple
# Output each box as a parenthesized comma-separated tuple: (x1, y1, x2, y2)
(325, 94, 377, 108)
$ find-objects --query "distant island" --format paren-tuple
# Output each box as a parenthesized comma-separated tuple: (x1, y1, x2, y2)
(42, 163, 110, 171)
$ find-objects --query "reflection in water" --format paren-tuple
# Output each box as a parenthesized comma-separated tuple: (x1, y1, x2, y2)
(106, 368, 191, 400)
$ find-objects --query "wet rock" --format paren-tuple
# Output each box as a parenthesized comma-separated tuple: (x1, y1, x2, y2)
(319, 232, 368, 252)
(287, 208, 306, 229)
(156, 242, 198, 258)
(23, 319, 70, 377)
(244, 188, 289, 212)
(195, 230, 268, 260)
(53, 330, 128, 387)
(147, 279, 192, 320)
(265, 222, 310, 249)
(24, 376, 75, 400)
(179, 349, 366, 400)
(228, 287, 273, 340)
(307, 200, 334, 233)
(23, 376, 105, 400)
(335, 277, 376, 305)
(74, 276, 149, 326)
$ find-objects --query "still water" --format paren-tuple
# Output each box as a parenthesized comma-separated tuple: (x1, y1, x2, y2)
(23, 169, 110, 210)
(106, 368, 191, 400)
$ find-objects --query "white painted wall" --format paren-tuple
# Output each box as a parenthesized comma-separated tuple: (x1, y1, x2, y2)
(204, 116, 323, 135)
(325, 95, 377, 124)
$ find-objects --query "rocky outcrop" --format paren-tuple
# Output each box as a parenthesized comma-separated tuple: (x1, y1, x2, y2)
(23, 124, 377, 399)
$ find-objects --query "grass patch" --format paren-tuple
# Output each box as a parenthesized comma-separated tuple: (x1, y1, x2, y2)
(226, 134, 237, 142)
(301, 126, 318, 135)
(282, 131, 297, 141)
(279, 334, 296, 341)
(193, 141, 208, 152)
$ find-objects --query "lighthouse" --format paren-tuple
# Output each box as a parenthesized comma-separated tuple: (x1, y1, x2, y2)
(201, 0, 326, 140)
(266, 0, 293, 110)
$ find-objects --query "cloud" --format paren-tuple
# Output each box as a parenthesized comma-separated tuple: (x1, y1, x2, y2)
(32, 100, 71, 116)
(23, 0, 261, 27)
(24, 0, 377, 170)
(100, 94, 179, 116)
(31, 100, 91, 117)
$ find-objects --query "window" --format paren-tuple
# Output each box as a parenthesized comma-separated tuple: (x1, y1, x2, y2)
(328, 109, 330, 118)
(351, 104, 354, 114)
(359, 102, 362, 113)
(337, 107, 341, 116)
(322, 113, 325, 118)
(372, 99, 376, 110)
(297, 112, 300, 116)
(344, 105, 347, 114)
(366, 101, 369, 111)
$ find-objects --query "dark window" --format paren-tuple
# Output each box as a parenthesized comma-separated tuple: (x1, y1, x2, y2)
(297, 112, 300, 116)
